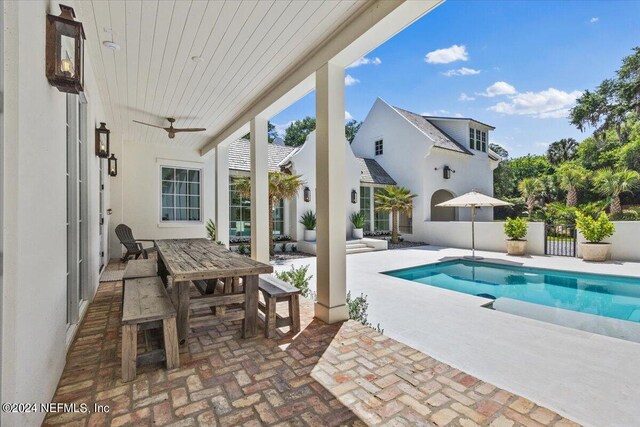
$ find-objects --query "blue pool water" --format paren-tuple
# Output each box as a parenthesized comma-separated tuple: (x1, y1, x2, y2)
(385, 260, 640, 323)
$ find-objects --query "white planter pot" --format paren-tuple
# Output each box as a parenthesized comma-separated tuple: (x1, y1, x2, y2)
(303, 229, 316, 242)
(506, 239, 526, 256)
(352, 228, 364, 239)
(581, 242, 611, 262)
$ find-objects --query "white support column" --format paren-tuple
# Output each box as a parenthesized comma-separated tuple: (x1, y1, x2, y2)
(315, 62, 348, 324)
(215, 144, 230, 247)
(250, 117, 270, 263)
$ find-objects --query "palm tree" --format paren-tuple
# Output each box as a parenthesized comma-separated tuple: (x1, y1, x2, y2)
(556, 163, 589, 207)
(546, 138, 578, 165)
(374, 186, 417, 244)
(235, 172, 304, 256)
(593, 168, 640, 214)
(518, 177, 545, 217)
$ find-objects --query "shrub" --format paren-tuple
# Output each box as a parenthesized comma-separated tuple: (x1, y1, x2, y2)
(543, 202, 578, 225)
(347, 291, 383, 334)
(206, 219, 216, 240)
(238, 242, 247, 255)
(610, 209, 639, 221)
(575, 212, 615, 243)
(275, 265, 313, 298)
(349, 212, 366, 229)
(504, 217, 528, 240)
(299, 211, 317, 230)
(290, 244, 297, 252)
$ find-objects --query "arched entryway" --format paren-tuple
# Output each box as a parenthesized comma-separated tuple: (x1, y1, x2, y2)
(431, 190, 456, 221)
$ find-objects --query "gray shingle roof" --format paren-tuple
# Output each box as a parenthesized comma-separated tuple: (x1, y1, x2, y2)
(228, 139, 296, 172)
(357, 158, 396, 185)
(392, 107, 473, 155)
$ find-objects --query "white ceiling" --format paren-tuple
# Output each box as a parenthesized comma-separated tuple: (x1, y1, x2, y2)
(75, 0, 367, 150)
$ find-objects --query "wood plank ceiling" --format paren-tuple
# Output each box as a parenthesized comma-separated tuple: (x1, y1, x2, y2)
(75, 0, 367, 150)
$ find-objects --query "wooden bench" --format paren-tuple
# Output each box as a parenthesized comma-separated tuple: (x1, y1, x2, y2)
(122, 259, 158, 310)
(121, 277, 179, 382)
(124, 259, 157, 280)
(258, 275, 301, 339)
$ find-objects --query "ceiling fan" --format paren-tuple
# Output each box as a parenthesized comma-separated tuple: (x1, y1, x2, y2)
(132, 117, 206, 139)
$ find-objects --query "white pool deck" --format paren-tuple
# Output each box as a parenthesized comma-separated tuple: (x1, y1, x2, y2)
(272, 246, 640, 427)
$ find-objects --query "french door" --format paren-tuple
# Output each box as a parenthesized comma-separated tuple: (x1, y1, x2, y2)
(66, 94, 88, 326)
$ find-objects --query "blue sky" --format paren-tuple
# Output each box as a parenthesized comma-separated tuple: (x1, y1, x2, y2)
(271, 0, 640, 158)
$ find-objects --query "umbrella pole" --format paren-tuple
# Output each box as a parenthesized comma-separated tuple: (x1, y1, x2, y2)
(471, 205, 476, 258)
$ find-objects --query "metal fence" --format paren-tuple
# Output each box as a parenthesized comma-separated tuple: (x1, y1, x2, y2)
(544, 224, 577, 257)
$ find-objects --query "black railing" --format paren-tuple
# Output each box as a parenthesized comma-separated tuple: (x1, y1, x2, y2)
(544, 224, 577, 257)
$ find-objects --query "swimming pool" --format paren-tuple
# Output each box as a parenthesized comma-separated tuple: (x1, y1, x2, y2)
(385, 260, 640, 324)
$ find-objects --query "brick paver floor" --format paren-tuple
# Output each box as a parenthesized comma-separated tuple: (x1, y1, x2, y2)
(43, 261, 580, 426)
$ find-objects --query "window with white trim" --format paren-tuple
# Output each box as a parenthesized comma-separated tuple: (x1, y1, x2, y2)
(374, 139, 383, 156)
(161, 166, 202, 222)
(469, 127, 487, 152)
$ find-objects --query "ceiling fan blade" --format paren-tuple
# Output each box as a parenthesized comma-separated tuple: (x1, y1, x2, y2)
(172, 128, 207, 133)
(132, 120, 167, 130)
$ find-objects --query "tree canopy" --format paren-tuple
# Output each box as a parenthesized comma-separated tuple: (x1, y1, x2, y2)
(282, 116, 363, 146)
(495, 47, 640, 221)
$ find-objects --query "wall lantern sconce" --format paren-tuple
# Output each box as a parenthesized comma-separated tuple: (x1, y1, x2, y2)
(303, 187, 311, 202)
(46, 5, 85, 94)
(95, 122, 110, 158)
(435, 165, 456, 180)
(351, 189, 358, 204)
(108, 154, 118, 177)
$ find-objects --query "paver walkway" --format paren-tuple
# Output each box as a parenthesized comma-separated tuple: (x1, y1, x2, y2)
(43, 261, 579, 426)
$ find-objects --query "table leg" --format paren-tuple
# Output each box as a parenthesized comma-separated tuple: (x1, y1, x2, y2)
(157, 257, 168, 287)
(174, 280, 191, 345)
(243, 275, 258, 338)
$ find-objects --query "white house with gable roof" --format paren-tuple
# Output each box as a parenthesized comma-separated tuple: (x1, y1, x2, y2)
(226, 97, 500, 246)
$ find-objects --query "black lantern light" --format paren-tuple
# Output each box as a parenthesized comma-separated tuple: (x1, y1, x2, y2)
(351, 189, 358, 204)
(303, 187, 311, 202)
(443, 165, 455, 180)
(46, 5, 85, 94)
(108, 154, 118, 177)
(95, 122, 110, 158)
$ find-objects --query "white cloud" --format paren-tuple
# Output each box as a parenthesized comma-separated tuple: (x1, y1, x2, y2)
(454, 113, 464, 118)
(347, 56, 382, 68)
(442, 67, 481, 77)
(273, 121, 293, 136)
(590, 17, 599, 23)
(345, 111, 354, 121)
(344, 74, 360, 86)
(478, 81, 517, 97)
(488, 88, 582, 119)
(459, 93, 476, 102)
(424, 44, 469, 64)
(535, 142, 550, 148)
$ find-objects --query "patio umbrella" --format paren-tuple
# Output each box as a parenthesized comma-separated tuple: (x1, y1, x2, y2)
(436, 191, 512, 260)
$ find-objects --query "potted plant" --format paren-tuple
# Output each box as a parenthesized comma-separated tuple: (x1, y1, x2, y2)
(299, 210, 317, 241)
(575, 211, 615, 262)
(350, 212, 366, 239)
(504, 217, 528, 256)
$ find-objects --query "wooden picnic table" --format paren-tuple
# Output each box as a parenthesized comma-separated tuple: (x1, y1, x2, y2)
(155, 238, 273, 344)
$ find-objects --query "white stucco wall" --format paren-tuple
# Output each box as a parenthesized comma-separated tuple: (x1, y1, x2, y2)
(2, 1, 108, 425)
(351, 98, 498, 243)
(422, 222, 546, 255)
(108, 143, 215, 258)
(288, 131, 361, 241)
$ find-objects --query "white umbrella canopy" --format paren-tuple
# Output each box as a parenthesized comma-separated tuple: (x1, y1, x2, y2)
(436, 191, 512, 259)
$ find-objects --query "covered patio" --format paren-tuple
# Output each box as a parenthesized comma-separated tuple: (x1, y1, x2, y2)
(43, 259, 574, 427)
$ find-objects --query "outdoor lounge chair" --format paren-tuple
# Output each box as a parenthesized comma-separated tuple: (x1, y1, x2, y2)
(115, 224, 157, 261)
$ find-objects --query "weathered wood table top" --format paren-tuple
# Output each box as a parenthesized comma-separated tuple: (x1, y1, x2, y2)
(155, 238, 273, 282)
